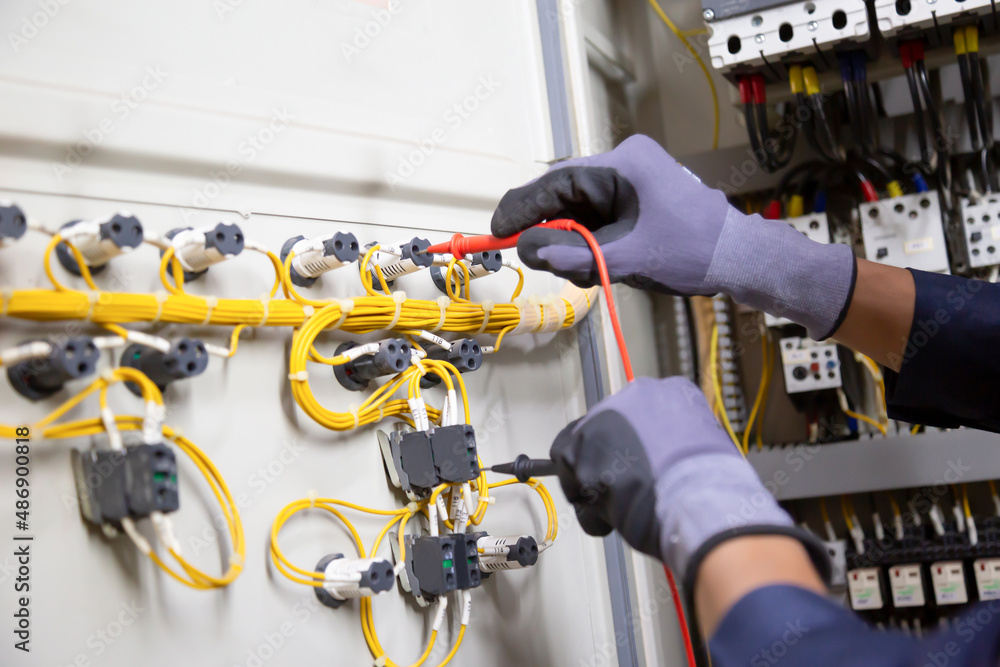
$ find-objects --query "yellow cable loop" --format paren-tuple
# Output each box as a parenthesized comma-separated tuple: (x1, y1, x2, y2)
(648, 0, 719, 150)
(44, 234, 99, 292)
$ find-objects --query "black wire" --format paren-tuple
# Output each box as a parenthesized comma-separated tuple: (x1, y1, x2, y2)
(958, 54, 983, 151)
(810, 94, 842, 162)
(860, 80, 880, 150)
(969, 52, 993, 148)
(905, 67, 932, 168)
(916, 61, 950, 188)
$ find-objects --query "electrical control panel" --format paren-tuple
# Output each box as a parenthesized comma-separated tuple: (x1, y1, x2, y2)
(873, 0, 996, 39)
(705, 0, 870, 73)
(780, 336, 842, 394)
(958, 196, 1000, 269)
(859, 191, 951, 274)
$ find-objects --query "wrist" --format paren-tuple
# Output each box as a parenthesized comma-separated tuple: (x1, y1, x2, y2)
(704, 209, 857, 339)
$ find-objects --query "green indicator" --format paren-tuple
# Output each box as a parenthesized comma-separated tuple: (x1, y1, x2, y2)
(171, 475, 178, 484)
(153, 472, 167, 482)
(442, 559, 453, 569)
(468, 558, 476, 564)
(133, 352, 142, 360)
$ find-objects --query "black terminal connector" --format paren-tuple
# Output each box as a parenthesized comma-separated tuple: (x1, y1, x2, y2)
(420, 339, 482, 388)
(56, 214, 143, 276)
(367, 237, 434, 289)
(409, 535, 458, 597)
(163, 223, 245, 282)
(7, 336, 100, 401)
(0, 203, 27, 248)
(429, 249, 502, 293)
(72, 443, 179, 525)
(280, 232, 360, 287)
(312, 553, 395, 609)
(119, 338, 208, 396)
(333, 339, 410, 391)
(388, 424, 479, 495)
(451, 532, 482, 590)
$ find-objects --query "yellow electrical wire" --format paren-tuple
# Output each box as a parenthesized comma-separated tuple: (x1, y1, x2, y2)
(744, 329, 772, 453)
(709, 324, 742, 454)
(840, 495, 855, 531)
(648, 0, 719, 150)
(963, 484, 972, 519)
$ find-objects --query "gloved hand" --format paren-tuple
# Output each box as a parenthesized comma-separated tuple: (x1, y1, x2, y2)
(492, 134, 856, 339)
(550, 376, 830, 585)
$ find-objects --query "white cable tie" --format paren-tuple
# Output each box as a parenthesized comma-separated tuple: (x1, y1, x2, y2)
(201, 296, 218, 326)
(539, 295, 568, 333)
(484, 496, 496, 504)
(230, 553, 245, 569)
(461, 590, 472, 626)
(349, 404, 360, 429)
(301, 305, 315, 326)
(388, 291, 407, 330)
(245, 240, 269, 253)
(332, 299, 354, 329)
(151, 291, 169, 324)
(100, 368, 115, 383)
(432, 597, 448, 632)
(475, 300, 494, 335)
(410, 353, 427, 376)
(120, 518, 152, 555)
(406, 501, 419, 513)
(374, 657, 387, 667)
(432, 296, 450, 332)
(509, 296, 542, 336)
(127, 331, 171, 353)
(84, 290, 100, 322)
(307, 489, 318, 508)
(256, 293, 271, 326)
(529, 479, 541, 489)
(288, 370, 309, 382)
(93, 336, 125, 350)
(0, 288, 11, 317)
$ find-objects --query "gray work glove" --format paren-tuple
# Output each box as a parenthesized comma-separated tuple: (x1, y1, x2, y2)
(491, 135, 856, 339)
(550, 376, 830, 585)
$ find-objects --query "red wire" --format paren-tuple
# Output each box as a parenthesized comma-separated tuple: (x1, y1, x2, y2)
(555, 219, 698, 667)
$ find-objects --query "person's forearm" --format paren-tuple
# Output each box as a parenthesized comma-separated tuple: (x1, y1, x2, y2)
(693, 535, 826, 638)
(829, 259, 915, 372)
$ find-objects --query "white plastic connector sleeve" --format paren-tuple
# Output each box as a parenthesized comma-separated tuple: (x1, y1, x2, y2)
(953, 504, 967, 533)
(120, 518, 152, 555)
(894, 515, 905, 541)
(461, 481, 475, 519)
(151, 512, 182, 553)
(407, 397, 429, 431)
(824, 520, 836, 543)
(204, 343, 231, 358)
(341, 343, 380, 362)
(101, 407, 124, 451)
(288, 370, 309, 382)
(475, 300, 494, 335)
(93, 336, 125, 350)
(969, 515, 979, 546)
(432, 597, 448, 632)
(416, 331, 451, 350)
(849, 528, 864, 556)
(479, 345, 495, 355)
(244, 240, 269, 253)
(439, 394, 451, 428)
(126, 331, 171, 353)
(388, 291, 407, 330)
(143, 401, 165, 444)
(428, 502, 439, 537)
(908, 500, 923, 526)
(432, 296, 450, 332)
(435, 494, 448, 528)
(538, 539, 554, 553)
(873, 512, 885, 542)
(461, 591, 472, 626)
(929, 504, 946, 537)
(446, 389, 458, 426)
(0, 341, 53, 366)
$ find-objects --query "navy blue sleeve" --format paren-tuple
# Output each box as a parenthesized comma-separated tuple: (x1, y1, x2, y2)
(709, 584, 1000, 666)
(883, 270, 1000, 433)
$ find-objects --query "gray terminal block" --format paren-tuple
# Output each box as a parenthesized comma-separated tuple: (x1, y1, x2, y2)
(7, 336, 100, 401)
(387, 424, 479, 496)
(420, 339, 482, 388)
(71, 443, 179, 526)
(56, 214, 144, 276)
(0, 202, 26, 248)
(333, 339, 410, 391)
(409, 535, 459, 598)
(119, 338, 208, 396)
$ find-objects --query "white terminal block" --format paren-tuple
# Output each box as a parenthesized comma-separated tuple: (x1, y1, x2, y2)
(705, 0, 870, 72)
(320, 556, 395, 601)
(873, 0, 995, 38)
(476, 534, 539, 573)
(765, 213, 831, 328)
(958, 196, 1000, 269)
(368, 238, 434, 282)
(930, 560, 969, 605)
(167, 222, 245, 275)
(847, 567, 885, 610)
(59, 212, 144, 268)
(888, 564, 926, 608)
(974, 558, 1000, 601)
(780, 336, 841, 394)
(859, 191, 950, 274)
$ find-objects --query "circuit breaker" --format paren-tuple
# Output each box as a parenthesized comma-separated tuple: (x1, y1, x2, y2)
(958, 196, 1000, 269)
(872, 0, 996, 39)
(704, 0, 871, 73)
(848, 567, 885, 611)
(859, 191, 950, 274)
(780, 337, 841, 394)
(888, 564, 927, 608)
(974, 558, 1000, 601)
(930, 560, 970, 605)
